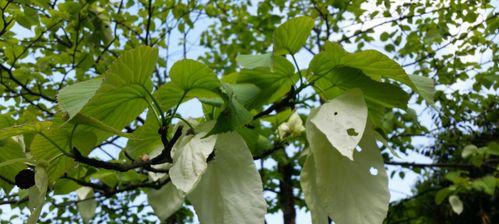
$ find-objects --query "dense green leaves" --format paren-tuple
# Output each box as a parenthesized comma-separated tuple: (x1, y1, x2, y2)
(273, 16, 314, 55)
(0, 4, 456, 223)
(188, 132, 267, 224)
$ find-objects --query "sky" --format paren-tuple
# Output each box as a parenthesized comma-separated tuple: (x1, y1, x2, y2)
(1, 0, 497, 223)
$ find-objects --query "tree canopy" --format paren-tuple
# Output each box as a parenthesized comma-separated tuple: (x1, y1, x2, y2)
(0, 0, 497, 223)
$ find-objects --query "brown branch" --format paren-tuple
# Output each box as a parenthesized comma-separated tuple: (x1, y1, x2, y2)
(71, 126, 183, 172)
(384, 161, 475, 169)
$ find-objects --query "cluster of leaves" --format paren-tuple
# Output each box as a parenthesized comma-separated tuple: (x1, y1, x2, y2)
(0, 10, 435, 223)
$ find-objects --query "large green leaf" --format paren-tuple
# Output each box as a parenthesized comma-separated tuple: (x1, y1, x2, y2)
(146, 183, 185, 222)
(300, 154, 328, 224)
(310, 89, 368, 160)
(309, 43, 409, 110)
(306, 116, 389, 224)
(274, 16, 314, 55)
(57, 78, 103, 119)
(77, 46, 158, 141)
(169, 59, 220, 92)
(188, 132, 267, 224)
(169, 130, 217, 193)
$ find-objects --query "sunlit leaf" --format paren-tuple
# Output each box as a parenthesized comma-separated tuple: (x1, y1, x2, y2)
(274, 16, 314, 55)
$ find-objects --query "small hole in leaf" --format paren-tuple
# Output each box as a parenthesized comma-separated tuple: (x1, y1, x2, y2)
(334, 112, 338, 115)
(347, 128, 359, 136)
(369, 167, 378, 176)
(355, 146, 362, 152)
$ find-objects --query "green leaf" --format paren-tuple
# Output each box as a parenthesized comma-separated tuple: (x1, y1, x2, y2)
(208, 84, 253, 135)
(53, 179, 80, 195)
(76, 187, 97, 224)
(237, 127, 272, 155)
(188, 132, 267, 224)
(77, 46, 158, 141)
(169, 59, 220, 92)
(170, 130, 217, 193)
(434, 188, 451, 205)
(340, 50, 414, 88)
(156, 83, 221, 111)
(462, 144, 478, 158)
(123, 110, 163, 159)
(69, 113, 133, 139)
(409, 75, 435, 104)
(57, 78, 103, 119)
(0, 121, 52, 139)
(374, 131, 400, 158)
(449, 195, 463, 215)
(310, 89, 368, 160)
(30, 128, 74, 182)
(306, 115, 389, 224)
(146, 183, 185, 222)
(236, 53, 273, 69)
(237, 56, 297, 108)
(300, 155, 329, 224)
(274, 16, 315, 55)
(308, 44, 409, 109)
(0, 139, 26, 191)
(472, 176, 496, 195)
(227, 83, 261, 107)
(28, 165, 48, 224)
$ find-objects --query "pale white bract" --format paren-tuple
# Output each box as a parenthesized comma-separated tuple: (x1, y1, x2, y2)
(188, 132, 267, 224)
(310, 88, 368, 160)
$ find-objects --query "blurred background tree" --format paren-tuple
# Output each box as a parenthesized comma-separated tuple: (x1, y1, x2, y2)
(0, 0, 497, 223)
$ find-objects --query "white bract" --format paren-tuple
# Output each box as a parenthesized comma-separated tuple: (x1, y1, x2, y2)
(310, 89, 368, 160)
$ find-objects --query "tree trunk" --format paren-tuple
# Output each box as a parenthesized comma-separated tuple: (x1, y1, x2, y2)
(278, 161, 296, 224)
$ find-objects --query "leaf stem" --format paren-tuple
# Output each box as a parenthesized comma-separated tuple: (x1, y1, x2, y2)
(168, 91, 188, 125)
(139, 85, 167, 126)
(291, 54, 303, 87)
